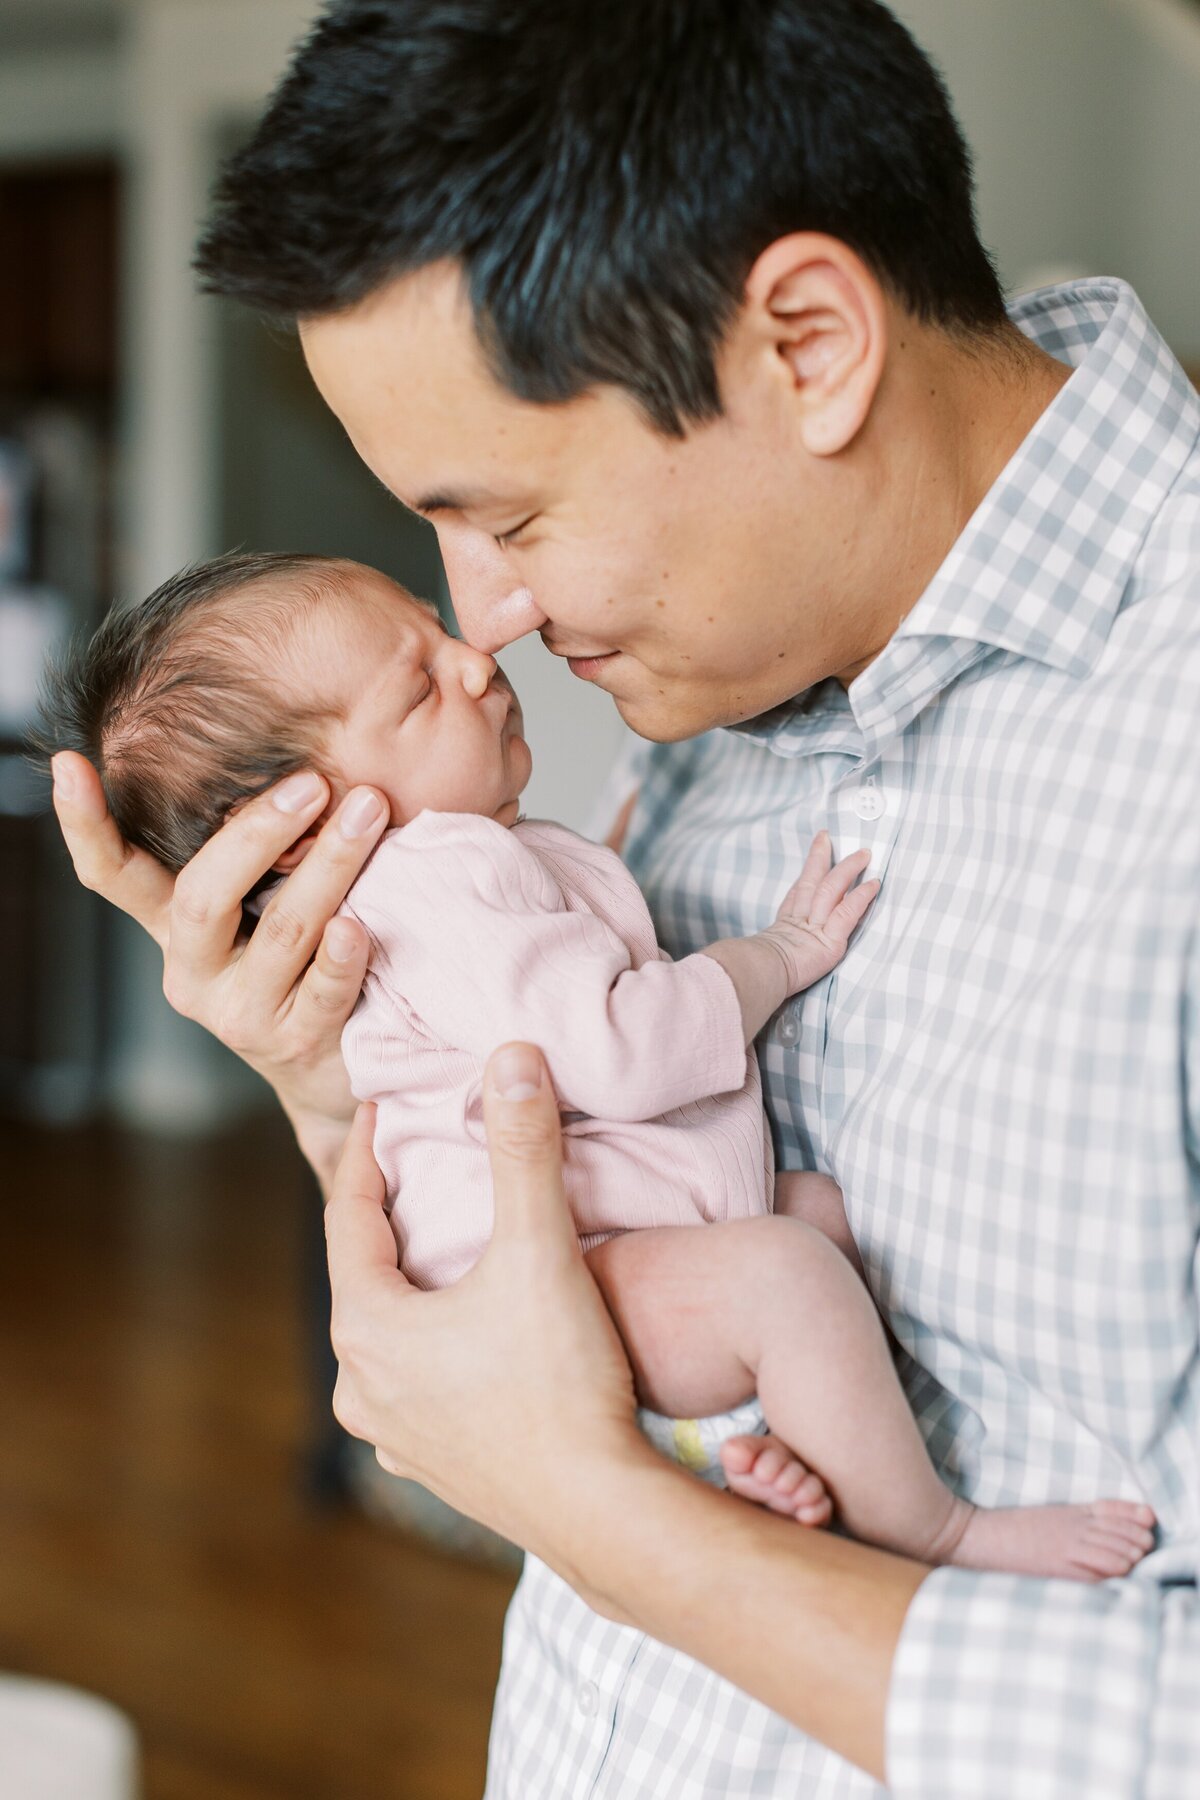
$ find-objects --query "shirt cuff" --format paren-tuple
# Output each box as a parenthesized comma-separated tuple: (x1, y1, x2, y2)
(674, 949, 754, 1100)
(885, 1567, 1162, 1799)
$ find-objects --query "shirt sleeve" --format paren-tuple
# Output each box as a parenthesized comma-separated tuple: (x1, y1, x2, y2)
(343, 814, 748, 1122)
(886, 1567, 1200, 1799)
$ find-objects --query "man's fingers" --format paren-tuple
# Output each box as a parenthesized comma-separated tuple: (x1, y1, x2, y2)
(288, 916, 372, 1047)
(168, 771, 336, 982)
(234, 784, 388, 992)
(325, 1103, 416, 1448)
(51, 752, 174, 944)
(482, 1043, 578, 1250)
(325, 1102, 409, 1294)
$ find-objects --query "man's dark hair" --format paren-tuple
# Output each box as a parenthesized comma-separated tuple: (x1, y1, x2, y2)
(31, 551, 347, 874)
(195, 0, 1008, 435)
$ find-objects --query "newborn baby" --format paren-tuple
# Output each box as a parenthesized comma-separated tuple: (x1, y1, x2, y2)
(38, 550, 1156, 1580)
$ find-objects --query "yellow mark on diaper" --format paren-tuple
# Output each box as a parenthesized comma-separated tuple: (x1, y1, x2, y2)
(671, 1419, 710, 1473)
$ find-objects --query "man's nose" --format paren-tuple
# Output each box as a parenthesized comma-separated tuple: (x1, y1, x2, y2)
(439, 526, 548, 654)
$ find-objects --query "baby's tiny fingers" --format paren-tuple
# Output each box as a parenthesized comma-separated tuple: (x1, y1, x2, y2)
(777, 834, 832, 915)
(799, 831, 833, 877)
(825, 878, 881, 941)
(806, 849, 874, 928)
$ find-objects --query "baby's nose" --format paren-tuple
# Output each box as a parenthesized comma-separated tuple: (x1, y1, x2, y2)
(458, 643, 497, 699)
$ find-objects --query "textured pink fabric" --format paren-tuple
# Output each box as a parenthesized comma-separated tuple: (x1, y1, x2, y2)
(341, 812, 773, 1290)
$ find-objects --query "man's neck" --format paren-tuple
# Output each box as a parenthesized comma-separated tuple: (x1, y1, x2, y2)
(834, 329, 1074, 689)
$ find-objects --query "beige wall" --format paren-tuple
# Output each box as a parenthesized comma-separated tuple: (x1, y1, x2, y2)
(896, 0, 1199, 354)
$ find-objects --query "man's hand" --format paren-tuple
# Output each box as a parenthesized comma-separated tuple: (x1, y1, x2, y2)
(326, 1042, 651, 1591)
(326, 1040, 922, 1779)
(51, 751, 388, 1185)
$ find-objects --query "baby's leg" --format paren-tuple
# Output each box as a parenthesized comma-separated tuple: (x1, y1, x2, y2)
(587, 1217, 950, 1549)
(773, 1170, 866, 1282)
(586, 1219, 1155, 1579)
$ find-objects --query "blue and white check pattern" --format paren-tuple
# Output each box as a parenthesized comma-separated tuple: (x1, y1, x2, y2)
(484, 281, 1200, 1799)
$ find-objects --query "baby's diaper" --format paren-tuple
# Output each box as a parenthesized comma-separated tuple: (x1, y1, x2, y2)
(638, 1396, 767, 1487)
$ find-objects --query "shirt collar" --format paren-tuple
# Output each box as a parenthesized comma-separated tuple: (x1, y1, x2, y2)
(889, 278, 1200, 677)
(731, 278, 1200, 758)
(730, 677, 856, 758)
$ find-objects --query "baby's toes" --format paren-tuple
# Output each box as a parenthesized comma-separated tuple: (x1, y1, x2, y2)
(1071, 1529, 1142, 1581)
(750, 1441, 792, 1487)
(719, 1434, 768, 1478)
(792, 1472, 834, 1527)
(720, 1434, 831, 1527)
(1091, 1499, 1156, 1536)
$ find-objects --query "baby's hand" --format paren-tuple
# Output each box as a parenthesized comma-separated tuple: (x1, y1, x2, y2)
(759, 832, 879, 994)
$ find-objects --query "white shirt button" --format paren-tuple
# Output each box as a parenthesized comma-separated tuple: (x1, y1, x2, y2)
(577, 1681, 600, 1717)
(775, 1004, 801, 1046)
(852, 786, 885, 821)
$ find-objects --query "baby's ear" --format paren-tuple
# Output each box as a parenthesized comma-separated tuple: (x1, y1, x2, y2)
(271, 831, 320, 874)
(224, 792, 328, 874)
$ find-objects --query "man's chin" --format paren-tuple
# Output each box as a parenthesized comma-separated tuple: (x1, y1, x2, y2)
(612, 691, 726, 745)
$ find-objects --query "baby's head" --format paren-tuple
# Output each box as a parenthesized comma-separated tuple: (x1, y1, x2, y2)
(35, 551, 530, 878)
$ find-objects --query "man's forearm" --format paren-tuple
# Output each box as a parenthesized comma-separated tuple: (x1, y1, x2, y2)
(283, 1097, 355, 1201)
(551, 1448, 930, 1783)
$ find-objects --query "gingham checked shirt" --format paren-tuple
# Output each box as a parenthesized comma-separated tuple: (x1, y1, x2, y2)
(484, 279, 1200, 1800)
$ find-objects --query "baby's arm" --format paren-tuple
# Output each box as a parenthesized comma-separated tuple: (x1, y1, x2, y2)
(348, 820, 874, 1120)
(344, 816, 750, 1120)
(700, 833, 878, 1043)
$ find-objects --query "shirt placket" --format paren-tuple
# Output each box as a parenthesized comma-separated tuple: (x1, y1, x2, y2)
(767, 757, 900, 1152)
(562, 1630, 643, 1800)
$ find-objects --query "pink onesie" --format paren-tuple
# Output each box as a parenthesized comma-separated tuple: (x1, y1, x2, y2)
(340, 811, 774, 1290)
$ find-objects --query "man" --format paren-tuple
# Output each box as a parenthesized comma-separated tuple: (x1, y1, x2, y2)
(52, 2, 1198, 1794)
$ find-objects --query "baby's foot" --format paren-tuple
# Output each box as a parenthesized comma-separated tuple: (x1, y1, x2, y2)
(945, 1498, 1157, 1582)
(719, 1433, 833, 1527)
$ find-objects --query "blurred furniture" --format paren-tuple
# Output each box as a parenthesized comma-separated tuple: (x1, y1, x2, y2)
(0, 161, 117, 1124)
(0, 1676, 139, 1800)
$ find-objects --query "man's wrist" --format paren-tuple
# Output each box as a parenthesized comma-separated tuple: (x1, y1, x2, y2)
(545, 1446, 929, 1784)
(283, 1101, 354, 1198)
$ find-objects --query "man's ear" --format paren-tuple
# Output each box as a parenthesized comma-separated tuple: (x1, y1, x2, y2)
(740, 232, 888, 457)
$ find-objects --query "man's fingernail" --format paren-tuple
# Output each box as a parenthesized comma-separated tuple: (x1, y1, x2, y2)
(491, 1044, 543, 1100)
(274, 772, 323, 813)
(326, 920, 358, 963)
(51, 756, 77, 802)
(339, 790, 386, 839)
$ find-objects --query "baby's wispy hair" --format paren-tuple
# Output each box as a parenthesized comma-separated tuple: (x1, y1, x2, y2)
(31, 550, 353, 874)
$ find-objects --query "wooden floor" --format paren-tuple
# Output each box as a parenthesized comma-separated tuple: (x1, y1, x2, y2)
(0, 1113, 517, 1800)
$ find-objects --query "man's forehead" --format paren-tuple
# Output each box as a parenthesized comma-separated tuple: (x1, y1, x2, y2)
(301, 264, 526, 429)
(299, 265, 607, 505)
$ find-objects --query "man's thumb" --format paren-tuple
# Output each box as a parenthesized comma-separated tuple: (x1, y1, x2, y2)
(482, 1042, 574, 1244)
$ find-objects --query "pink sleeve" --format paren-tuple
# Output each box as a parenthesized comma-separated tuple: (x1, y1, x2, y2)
(343, 814, 748, 1122)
